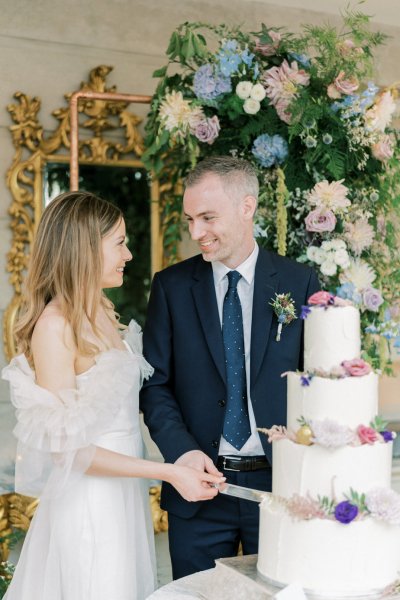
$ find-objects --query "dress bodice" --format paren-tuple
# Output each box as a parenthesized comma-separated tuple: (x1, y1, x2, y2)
(1, 320, 153, 497)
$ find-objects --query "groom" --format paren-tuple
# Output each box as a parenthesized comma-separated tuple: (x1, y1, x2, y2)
(140, 156, 319, 579)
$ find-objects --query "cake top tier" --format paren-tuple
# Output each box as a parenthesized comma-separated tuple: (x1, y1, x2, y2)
(302, 291, 360, 371)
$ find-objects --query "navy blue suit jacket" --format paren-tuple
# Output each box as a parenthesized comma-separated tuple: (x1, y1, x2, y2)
(140, 248, 320, 518)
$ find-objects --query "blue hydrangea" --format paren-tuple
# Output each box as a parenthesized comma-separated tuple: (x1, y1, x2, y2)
(241, 48, 255, 67)
(252, 134, 288, 168)
(193, 64, 232, 101)
(288, 52, 311, 68)
(217, 40, 242, 77)
(336, 282, 362, 305)
(331, 82, 379, 119)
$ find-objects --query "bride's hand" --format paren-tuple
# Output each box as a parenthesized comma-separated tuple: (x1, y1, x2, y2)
(168, 465, 225, 502)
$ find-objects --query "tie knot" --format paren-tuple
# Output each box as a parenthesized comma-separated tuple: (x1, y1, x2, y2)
(227, 270, 241, 290)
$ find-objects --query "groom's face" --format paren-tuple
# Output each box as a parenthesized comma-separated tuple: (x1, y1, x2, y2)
(183, 173, 256, 268)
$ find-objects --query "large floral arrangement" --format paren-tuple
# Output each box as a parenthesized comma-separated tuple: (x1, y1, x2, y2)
(143, 8, 400, 371)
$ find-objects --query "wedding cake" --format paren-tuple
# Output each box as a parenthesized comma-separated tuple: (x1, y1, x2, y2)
(257, 291, 400, 597)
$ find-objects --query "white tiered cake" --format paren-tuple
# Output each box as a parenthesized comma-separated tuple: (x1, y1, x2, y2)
(257, 293, 400, 597)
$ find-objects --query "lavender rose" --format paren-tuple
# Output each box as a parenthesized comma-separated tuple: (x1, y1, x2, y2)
(334, 501, 358, 524)
(305, 208, 337, 233)
(193, 116, 220, 144)
(362, 287, 384, 312)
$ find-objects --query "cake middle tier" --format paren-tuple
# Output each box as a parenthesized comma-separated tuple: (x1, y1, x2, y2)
(272, 438, 392, 499)
(287, 371, 378, 429)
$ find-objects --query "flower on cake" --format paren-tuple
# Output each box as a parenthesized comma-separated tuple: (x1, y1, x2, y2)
(341, 358, 372, 377)
(334, 500, 359, 524)
(357, 424, 379, 445)
(311, 419, 356, 448)
(365, 488, 400, 525)
(286, 493, 327, 520)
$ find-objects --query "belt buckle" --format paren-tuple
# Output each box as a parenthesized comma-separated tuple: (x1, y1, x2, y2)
(223, 456, 241, 472)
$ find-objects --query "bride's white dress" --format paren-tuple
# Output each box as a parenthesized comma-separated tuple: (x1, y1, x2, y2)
(1, 321, 157, 600)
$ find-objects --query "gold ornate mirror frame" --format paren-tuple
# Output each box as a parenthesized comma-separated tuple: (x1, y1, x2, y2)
(3, 65, 163, 361)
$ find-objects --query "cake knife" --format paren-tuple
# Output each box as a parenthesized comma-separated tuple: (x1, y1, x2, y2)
(214, 482, 271, 503)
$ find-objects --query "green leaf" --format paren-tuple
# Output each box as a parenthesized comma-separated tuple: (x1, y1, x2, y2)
(152, 65, 168, 79)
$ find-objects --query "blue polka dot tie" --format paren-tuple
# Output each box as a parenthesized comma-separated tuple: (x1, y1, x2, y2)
(222, 270, 251, 450)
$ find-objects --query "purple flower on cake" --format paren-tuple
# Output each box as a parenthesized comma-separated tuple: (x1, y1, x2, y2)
(381, 430, 395, 442)
(342, 358, 372, 377)
(334, 500, 359, 524)
(365, 488, 400, 525)
(300, 374, 313, 386)
(300, 305, 311, 319)
(363, 287, 384, 313)
(287, 494, 326, 520)
(311, 419, 356, 448)
(357, 424, 378, 445)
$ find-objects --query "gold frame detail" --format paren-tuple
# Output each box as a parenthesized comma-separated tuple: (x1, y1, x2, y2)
(3, 65, 162, 361)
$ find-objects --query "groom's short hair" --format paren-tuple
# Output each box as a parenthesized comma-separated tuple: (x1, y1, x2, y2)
(185, 156, 259, 203)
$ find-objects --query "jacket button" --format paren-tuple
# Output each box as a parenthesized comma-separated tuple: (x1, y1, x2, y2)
(218, 399, 226, 407)
(211, 440, 219, 448)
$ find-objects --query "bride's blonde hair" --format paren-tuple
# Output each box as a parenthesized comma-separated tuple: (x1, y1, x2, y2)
(15, 191, 123, 361)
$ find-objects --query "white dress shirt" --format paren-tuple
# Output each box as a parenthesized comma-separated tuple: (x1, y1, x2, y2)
(212, 241, 265, 456)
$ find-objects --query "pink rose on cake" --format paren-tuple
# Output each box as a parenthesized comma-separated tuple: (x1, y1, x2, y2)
(357, 424, 378, 445)
(308, 290, 335, 305)
(342, 358, 372, 377)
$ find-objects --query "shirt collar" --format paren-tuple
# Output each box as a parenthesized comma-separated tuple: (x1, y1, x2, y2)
(212, 241, 259, 286)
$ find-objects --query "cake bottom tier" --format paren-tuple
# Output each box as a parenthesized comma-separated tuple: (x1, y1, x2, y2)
(258, 502, 400, 597)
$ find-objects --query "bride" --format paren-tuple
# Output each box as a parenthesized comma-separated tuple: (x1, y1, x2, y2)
(2, 191, 224, 600)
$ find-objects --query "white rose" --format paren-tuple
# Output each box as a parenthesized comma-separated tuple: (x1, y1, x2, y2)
(250, 83, 266, 102)
(236, 81, 253, 99)
(320, 259, 338, 276)
(330, 238, 346, 250)
(243, 98, 261, 114)
(307, 246, 324, 264)
(321, 240, 333, 251)
(334, 248, 350, 267)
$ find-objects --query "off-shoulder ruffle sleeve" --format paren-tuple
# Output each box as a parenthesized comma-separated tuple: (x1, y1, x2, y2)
(1, 349, 138, 497)
(123, 319, 154, 384)
(2, 351, 135, 454)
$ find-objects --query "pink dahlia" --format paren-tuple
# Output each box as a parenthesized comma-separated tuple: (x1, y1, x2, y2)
(261, 59, 310, 108)
(307, 180, 351, 211)
(342, 359, 372, 377)
(357, 424, 378, 444)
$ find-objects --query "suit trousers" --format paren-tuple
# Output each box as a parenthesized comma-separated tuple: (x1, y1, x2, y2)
(167, 466, 272, 580)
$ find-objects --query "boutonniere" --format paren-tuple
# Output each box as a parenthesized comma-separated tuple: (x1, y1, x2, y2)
(269, 292, 297, 341)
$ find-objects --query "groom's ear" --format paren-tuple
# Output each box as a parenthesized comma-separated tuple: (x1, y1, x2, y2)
(241, 194, 257, 220)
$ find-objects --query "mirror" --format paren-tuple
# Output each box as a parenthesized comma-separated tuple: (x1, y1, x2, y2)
(44, 161, 151, 326)
(4, 65, 162, 360)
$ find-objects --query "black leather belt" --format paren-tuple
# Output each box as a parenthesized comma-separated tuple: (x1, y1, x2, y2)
(216, 455, 270, 472)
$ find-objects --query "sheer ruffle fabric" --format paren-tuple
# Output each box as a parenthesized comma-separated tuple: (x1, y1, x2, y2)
(2, 320, 157, 600)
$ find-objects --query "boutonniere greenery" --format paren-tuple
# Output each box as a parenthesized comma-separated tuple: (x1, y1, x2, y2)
(270, 292, 297, 341)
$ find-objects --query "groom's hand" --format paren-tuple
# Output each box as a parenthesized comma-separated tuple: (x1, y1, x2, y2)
(175, 449, 222, 476)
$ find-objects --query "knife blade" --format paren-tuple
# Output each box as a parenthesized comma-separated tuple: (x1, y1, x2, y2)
(214, 482, 271, 503)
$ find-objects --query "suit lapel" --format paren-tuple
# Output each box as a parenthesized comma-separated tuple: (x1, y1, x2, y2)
(250, 249, 279, 390)
(191, 258, 226, 384)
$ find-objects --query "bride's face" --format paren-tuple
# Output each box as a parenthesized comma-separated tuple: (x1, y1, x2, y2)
(101, 218, 132, 288)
